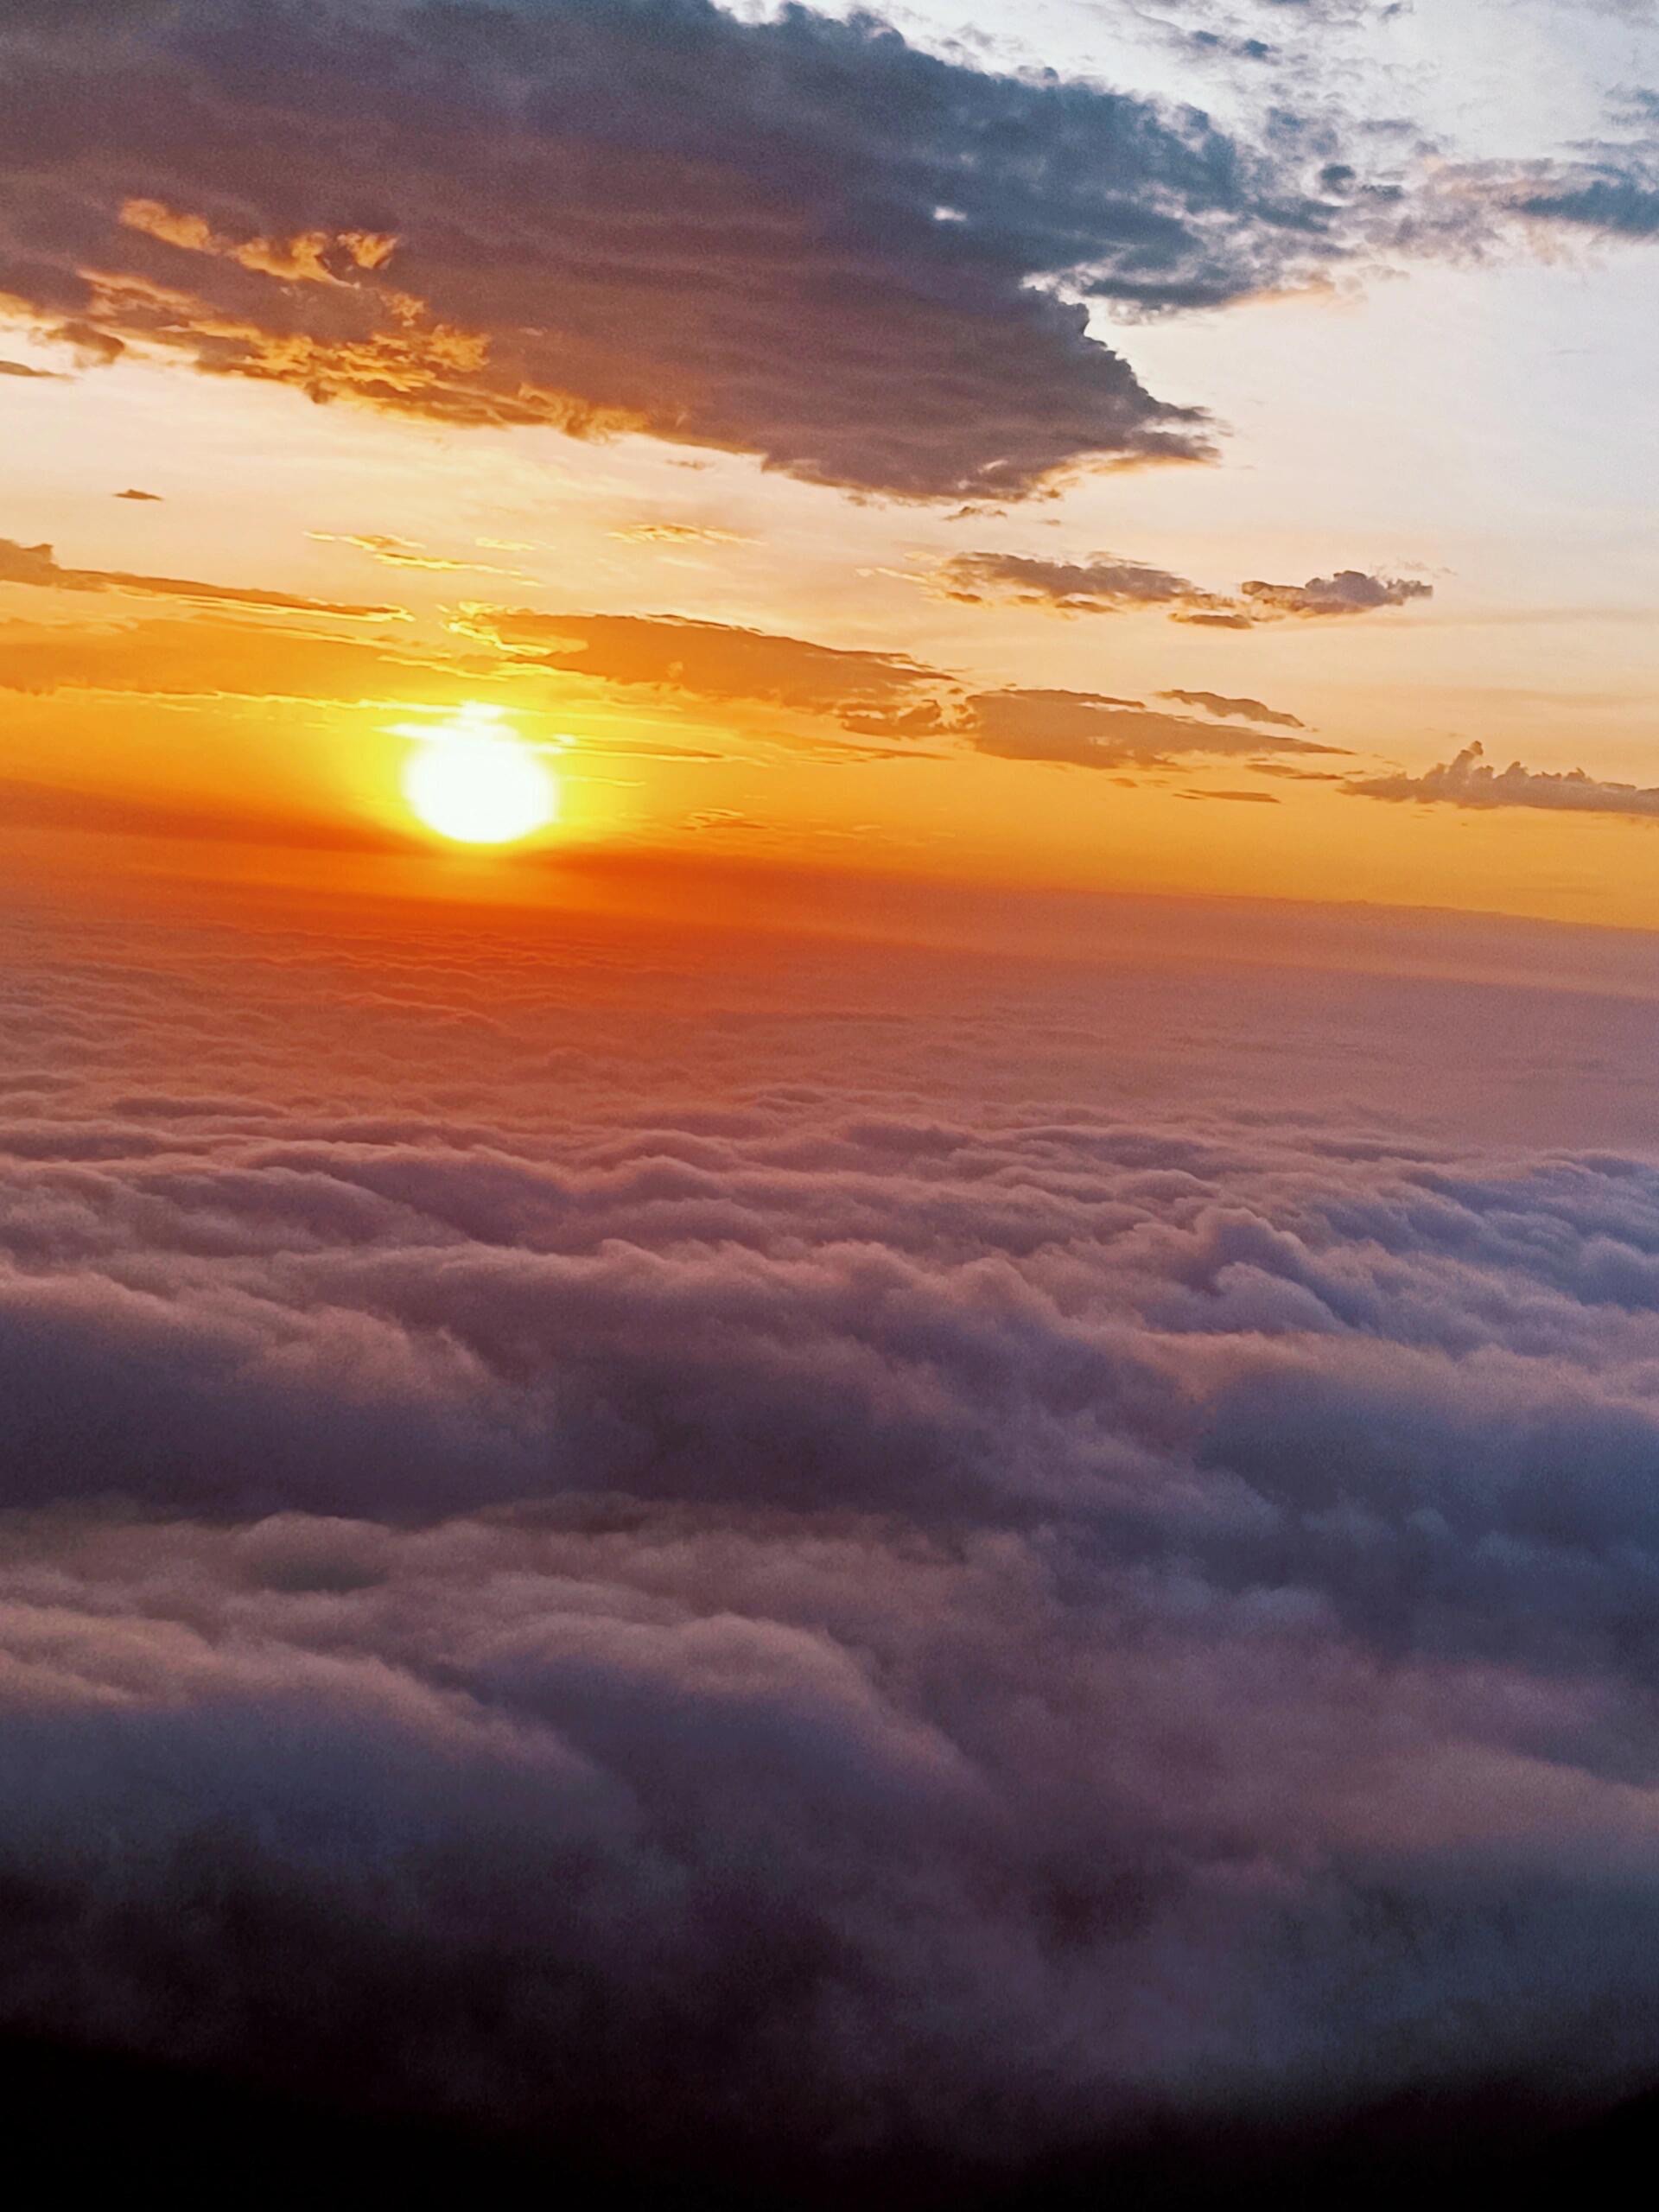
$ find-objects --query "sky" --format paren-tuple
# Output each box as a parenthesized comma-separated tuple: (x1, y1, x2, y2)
(3, 0, 1659, 930)
(9, 3, 1659, 2198)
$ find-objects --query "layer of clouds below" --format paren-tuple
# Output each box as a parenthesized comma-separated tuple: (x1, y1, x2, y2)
(1354, 741, 1659, 818)
(8, 901, 1659, 2174)
(0, 1, 1652, 500)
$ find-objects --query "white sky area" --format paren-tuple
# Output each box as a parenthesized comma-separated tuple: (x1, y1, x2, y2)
(798, 0, 1657, 154)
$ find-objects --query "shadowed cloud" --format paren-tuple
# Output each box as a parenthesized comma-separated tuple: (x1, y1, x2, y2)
(1240, 569, 1433, 620)
(454, 605, 1337, 767)
(1352, 741, 1659, 819)
(0, 0, 1604, 503)
(931, 550, 1240, 620)
(7, 902, 1659, 2186)
(929, 551, 1432, 626)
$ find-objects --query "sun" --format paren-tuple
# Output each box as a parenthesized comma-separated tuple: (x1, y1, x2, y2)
(396, 708, 560, 845)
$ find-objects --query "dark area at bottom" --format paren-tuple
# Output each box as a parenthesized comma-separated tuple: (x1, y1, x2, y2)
(3, 2028, 1647, 2210)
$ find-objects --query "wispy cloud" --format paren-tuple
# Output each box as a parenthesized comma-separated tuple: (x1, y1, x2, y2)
(930, 551, 1432, 627)
(0, 535, 405, 620)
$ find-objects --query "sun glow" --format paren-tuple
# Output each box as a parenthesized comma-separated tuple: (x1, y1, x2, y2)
(397, 708, 559, 845)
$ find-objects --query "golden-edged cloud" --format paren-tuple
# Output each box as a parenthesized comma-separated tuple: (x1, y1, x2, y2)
(0, 535, 405, 620)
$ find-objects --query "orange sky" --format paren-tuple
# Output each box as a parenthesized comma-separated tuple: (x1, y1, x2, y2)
(3, 0, 1659, 938)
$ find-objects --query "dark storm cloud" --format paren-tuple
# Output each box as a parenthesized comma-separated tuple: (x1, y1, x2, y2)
(0, 0, 1554, 502)
(1352, 741, 1659, 817)
(0, 535, 404, 620)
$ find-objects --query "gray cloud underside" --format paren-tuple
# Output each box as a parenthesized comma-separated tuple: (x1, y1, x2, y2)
(10, 906, 1659, 2174)
(1160, 689, 1306, 728)
(1353, 741, 1659, 817)
(932, 552, 1433, 625)
(2, 0, 1646, 500)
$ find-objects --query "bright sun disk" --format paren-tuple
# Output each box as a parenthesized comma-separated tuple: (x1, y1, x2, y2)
(397, 709, 559, 845)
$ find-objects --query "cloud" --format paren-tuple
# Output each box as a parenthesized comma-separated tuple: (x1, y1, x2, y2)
(10, 901, 1659, 2190)
(612, 521, 752, 547)
(1497, 88, 1659, 239)
(929, 552, 1432, 626)
(931, 550, 1239, 620)
(1160, 690, 1306, 729)
(455, 606, 944, 725)
(0, 774, 420, 855)
(0, 0, 1570, 504)
(0, 613, 468, 702)
(1178, 785, 1281, 802)
(0, 569, 1326, 785)
(113, 486, 162, 500)
(2, 4, 1646, 509)
(944, 687, 1338, 767)
(1239, 569, 1434, 620)
(1351, 741, 1659, 818)
(309, 531, 523, 575)
(0, 535, 404, 620)
(0, 357, 66, 380)
(454, 605, 1336, 769)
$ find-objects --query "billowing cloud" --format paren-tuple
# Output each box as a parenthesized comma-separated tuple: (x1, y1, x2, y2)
(0, 0, 1577, 504)
(0, 535, 404, 620)
(7, 898, 1659, 2187)
(1352, 741, 1659, 818)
